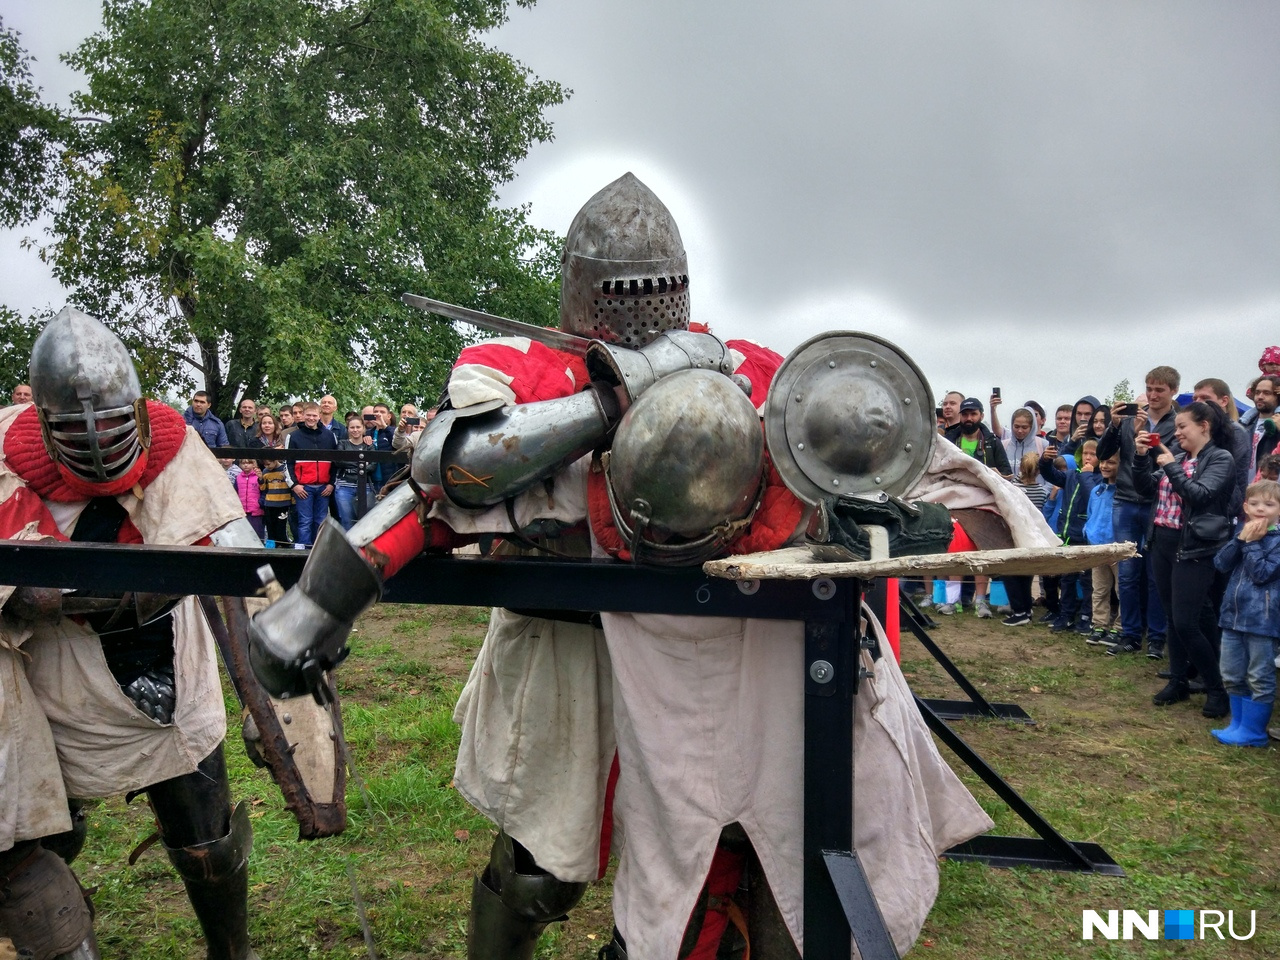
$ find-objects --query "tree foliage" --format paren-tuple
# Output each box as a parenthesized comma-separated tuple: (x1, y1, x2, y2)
(44, 0, 566, 417)
(0, 17, 62, 228)
(1105, 378, 1134, 408)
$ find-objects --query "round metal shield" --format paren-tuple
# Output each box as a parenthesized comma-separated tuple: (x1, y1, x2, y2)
(764, 331, 936, 504)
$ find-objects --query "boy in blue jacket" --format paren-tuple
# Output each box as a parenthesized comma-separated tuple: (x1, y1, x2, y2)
(1040, 439, 1102, 634)
(1083, 453, 1122, 645)
(1210, 479, 1280, 746)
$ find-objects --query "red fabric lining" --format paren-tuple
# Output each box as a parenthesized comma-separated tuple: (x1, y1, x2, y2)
(586, 459, 630, 561)
(729, 451, 804, 556)
(597, 752, 620, 880)
(0, 485, 67, 541)
(682, 842, 747, 959)
(4, 402, 189, 502)
(948, 518, 977, 552)
(364, 512, 428, 579)
(725, 339, 784, 411)
(454, 340, 588, 404)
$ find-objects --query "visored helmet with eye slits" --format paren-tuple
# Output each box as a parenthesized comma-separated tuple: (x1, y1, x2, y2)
(29, 307, 150, 485)
(560, 172, 690, 349)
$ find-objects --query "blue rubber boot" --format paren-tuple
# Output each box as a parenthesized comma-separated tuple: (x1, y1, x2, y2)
(1210, 695, 1246, 744)
(1215, 698, 1272, 747)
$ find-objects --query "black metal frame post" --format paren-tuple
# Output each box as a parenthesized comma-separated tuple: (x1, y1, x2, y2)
(0, 542, 898, 957)
(803, 578, 899, 960)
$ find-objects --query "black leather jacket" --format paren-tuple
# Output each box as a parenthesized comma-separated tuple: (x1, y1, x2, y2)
(942, 422, 1012, 476)
(1132, 442, 1235, 560)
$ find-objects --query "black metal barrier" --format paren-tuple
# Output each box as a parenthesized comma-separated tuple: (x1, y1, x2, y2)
(891, 591, 1123, 877)
(0, 541, 897, 960)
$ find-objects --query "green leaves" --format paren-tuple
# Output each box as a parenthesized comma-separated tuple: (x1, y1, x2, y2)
(0, 16, 63, 227)
(41, 0, 566, 417)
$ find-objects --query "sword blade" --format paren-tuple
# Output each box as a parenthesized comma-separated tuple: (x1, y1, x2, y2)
(401, 293, 591, 358)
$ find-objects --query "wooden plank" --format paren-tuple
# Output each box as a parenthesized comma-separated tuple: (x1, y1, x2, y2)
(703, 542, 1136, 582)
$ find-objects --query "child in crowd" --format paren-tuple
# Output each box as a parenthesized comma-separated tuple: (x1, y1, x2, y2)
(1209, 479, 1280, 746)
(1015, 452, 1047, 511)
(1259, 454, 1280, 482)
(1039, 439, 1101, 634)
(998, 453, 1050, 626)
(258, 453, 293, 545)
(220, 457, 241, 483)
(1082, 452, 1121, 644)
(234, 459, 265, 537)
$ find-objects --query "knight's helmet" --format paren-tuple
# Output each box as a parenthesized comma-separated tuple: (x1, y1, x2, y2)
(606, 370, 764, 565)
(29, 307, 151, 485)
(559, 172, 690, 349)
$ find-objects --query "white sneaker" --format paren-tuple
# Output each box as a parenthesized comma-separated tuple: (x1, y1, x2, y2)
(937, 602, 957, 616)
(974, 598, 993, 619)
(917, 597, 935, 610)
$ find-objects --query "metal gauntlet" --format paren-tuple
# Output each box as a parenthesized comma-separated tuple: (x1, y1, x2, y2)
(248, 521, 382, 699)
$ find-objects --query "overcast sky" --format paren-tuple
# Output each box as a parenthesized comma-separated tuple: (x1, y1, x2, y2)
(3, 0, 1278, 414)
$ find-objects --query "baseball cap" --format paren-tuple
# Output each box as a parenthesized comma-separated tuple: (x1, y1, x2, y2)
(959, 397, 984, 414)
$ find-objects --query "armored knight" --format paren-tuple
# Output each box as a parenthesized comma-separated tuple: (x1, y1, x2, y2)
(251, 173, 992, 959)
(0, 309, 262, 959)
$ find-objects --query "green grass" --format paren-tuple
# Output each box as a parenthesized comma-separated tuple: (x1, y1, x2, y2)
(63, 603, 1280, 958)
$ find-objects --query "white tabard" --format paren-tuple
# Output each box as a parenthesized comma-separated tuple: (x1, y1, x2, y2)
(0, 412, 245, 821)
(442, 458, 994, 957)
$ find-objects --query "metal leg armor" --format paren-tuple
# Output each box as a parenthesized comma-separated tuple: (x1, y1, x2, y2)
(0, 841, 100, 960)
(468, 832, 587, 960)
(148, 745, 258, 960)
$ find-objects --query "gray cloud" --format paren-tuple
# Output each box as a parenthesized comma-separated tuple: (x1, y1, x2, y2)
(3, 0, 1277, 409)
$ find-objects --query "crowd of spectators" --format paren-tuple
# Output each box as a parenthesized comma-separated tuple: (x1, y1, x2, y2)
(922, 345, 1280, 738)
(11, 346, 1278, 740)
(179, 392, 436, 546)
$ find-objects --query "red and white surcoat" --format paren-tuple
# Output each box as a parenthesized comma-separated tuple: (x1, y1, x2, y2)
(404, 336, 994, 958)
(0, 402, 245, 850)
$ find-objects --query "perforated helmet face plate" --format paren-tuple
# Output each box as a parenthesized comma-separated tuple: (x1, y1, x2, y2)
(582, 284, 690, 348)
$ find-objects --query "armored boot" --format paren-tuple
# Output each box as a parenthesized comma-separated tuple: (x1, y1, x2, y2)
(148, 745, 257, 960)
(467, 832, 586, 960)
(0, 841, 100, 960)
(163, 802, 258, 960)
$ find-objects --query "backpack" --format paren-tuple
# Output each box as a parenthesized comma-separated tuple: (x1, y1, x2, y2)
(1083, 483, 1116, 545)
